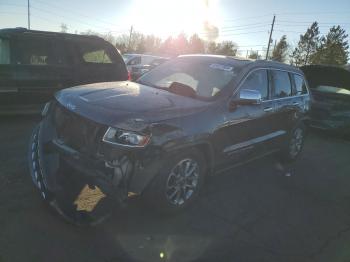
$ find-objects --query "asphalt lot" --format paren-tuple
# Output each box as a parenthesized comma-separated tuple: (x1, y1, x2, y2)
(1, 116, 350, 262)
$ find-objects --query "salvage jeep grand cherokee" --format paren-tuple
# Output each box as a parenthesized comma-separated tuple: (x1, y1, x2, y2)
(28, 55, 310, 224)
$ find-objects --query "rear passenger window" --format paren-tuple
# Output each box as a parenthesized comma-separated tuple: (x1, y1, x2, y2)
(14, 37, 56, 65)
(293, 74, 307, 95)
(240, 69, 268, 100)
(271, 70, 292, 98)
(0, 38, 10, 64)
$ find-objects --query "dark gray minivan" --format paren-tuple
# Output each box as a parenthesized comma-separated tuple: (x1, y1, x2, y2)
(0, 28, 128, 114)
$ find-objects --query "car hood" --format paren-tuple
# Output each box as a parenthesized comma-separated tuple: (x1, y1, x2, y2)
(55, 81, 211, 130)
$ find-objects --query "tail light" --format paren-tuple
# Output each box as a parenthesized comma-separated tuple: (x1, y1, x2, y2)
(128, 71, 131, 81)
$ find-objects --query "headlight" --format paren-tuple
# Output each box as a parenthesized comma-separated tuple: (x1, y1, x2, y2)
(102, 127, 151, 147)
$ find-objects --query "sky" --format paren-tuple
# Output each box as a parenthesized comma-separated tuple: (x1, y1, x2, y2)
(1, 0, 350, 57)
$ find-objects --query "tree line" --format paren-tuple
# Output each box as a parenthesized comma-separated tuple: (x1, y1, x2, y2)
(72, 21, 349, 66)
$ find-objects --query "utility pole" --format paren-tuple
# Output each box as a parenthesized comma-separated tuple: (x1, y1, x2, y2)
(27, 0, 30, 29)
(265, 14, 275, 60)
(128, 25, 133, 52)
(246, 50, 249, 59)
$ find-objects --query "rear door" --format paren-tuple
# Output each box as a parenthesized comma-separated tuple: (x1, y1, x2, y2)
(11, 34, 73, 107)
(269, 69, 297, 146)
(72, 39, 127, 85)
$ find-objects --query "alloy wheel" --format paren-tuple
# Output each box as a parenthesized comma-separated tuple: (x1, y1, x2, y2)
(165, 158, 200, 206)
(289, 128, 304, 158)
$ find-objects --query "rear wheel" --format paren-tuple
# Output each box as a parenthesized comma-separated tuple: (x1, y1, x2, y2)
(145, 149, 206, 213)
(280, 123, 305, 162)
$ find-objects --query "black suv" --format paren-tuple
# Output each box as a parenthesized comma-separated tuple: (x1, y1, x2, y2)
(0, 28, 128, 114)
(28, 55, 310, 224)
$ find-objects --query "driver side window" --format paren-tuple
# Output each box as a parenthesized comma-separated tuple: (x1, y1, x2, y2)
(240, 69, 268, 100)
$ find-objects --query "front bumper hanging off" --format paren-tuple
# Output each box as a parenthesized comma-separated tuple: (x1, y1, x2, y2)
(28, 117, 135, 225)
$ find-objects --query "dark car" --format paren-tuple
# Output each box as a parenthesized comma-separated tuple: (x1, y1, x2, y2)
(28, 55, 310, 224)
(130, 57, 169, 80)
(301, 65, 350, 135)
(0, 28, 128, 114)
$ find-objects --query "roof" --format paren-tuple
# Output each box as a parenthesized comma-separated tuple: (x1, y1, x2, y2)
(0, 27, 103, 41)
(177, 54, 301, 73)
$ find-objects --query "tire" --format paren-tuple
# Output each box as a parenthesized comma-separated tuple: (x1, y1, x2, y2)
(280, 123, 306, 163)
(28, 123, 54, 203)
(145, 148, 206, 214)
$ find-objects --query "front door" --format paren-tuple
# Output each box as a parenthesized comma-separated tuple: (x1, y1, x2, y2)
(213, 69, 278, 170)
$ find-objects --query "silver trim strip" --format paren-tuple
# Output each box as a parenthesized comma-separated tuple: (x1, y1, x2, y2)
(223, 130, 286, 153)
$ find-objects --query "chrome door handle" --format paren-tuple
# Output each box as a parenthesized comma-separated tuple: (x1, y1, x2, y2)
(263, 107, 273, 112)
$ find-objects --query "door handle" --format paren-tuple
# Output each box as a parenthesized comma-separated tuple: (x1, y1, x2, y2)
(292, 102, 299, 106)
(263, 107, 273, 112)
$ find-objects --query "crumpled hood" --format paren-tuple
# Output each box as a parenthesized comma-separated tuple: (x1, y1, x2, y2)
(55, 81, 211, 130)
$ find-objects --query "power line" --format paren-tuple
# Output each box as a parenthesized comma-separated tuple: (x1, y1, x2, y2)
(32, 0, 126, 29)
(221, 21, 271, 29)
(0, 2, 126, 32)
(30, 5, 114, 31)
(223, 14, 273, 23)
(276, 20, 350, 25)
(200, 30, 268, 37)
(220, 24, 269, 33)
(276, 10, 350, 15)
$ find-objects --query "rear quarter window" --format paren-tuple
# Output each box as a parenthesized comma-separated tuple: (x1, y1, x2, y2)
(292, 74, 308, 95)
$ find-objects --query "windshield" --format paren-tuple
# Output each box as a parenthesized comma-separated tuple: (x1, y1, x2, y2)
(138, 58, 238, 98)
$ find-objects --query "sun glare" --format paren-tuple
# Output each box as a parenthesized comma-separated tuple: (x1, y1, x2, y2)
(131, 0, 219, 38)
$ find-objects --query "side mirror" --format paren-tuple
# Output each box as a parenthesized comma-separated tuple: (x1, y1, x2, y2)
(236, 89, 262, 105)
(229, 89, 262, 111)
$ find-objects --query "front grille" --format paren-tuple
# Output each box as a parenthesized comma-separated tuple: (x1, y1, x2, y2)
(53, 103, 106, 155)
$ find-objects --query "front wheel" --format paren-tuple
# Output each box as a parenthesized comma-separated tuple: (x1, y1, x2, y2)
(145, 149, 206, 213)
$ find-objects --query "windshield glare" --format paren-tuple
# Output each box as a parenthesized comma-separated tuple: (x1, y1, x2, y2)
(138, 58, 238, 98)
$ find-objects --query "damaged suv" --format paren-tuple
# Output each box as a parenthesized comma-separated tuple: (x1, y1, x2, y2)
(29, 55, 310, 224)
